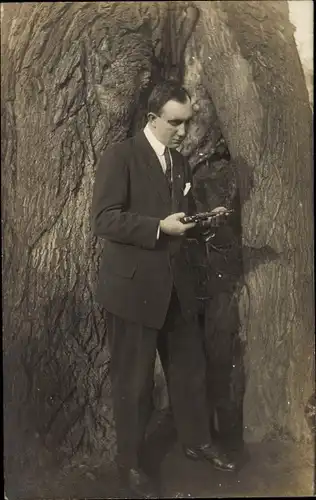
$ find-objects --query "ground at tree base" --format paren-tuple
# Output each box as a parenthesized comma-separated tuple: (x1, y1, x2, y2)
(5, 413, 314, 499)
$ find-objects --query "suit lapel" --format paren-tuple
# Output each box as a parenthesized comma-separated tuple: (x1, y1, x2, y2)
(134, 132, 171, 209)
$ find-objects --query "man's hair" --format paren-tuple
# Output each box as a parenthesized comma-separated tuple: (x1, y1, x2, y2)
(147, 80, 191, 116)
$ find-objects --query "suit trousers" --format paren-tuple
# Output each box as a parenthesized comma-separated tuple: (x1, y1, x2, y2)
(106, 289, 211, 470)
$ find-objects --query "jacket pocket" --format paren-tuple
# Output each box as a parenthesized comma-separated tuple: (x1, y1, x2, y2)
(108, 258, 136, 278)
(101, 251, 136, 278)
(101, 241, 137, 278)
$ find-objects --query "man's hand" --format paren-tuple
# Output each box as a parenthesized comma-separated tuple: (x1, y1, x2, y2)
(160, 212, 196, 236)
(200, 206, 231, 230)
(210, 206, 229, 215)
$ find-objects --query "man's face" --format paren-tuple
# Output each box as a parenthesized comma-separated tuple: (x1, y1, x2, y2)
(149, 97, 193, 149)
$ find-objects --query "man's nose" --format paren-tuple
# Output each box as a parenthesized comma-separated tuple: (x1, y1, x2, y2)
(177, 123, 186, 137)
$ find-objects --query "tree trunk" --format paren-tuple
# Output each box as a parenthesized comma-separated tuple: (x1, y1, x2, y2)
(188, 0, 314, 442)
(2, 0, 313, 479)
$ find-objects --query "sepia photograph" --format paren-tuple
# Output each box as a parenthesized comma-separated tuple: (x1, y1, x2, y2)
(2, 1, 314, 498)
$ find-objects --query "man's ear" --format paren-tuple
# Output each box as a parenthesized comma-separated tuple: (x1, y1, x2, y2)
(147, 112, 156, 124)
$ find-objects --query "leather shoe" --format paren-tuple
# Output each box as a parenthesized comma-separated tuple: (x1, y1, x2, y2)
(184, 443, 236, 472)
(120, 467, 159, 498)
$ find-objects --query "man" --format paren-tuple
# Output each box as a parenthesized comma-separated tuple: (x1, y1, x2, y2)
(91, 80, 236, 498)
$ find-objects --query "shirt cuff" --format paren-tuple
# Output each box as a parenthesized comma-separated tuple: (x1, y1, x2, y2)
(157, 225, 160, 240)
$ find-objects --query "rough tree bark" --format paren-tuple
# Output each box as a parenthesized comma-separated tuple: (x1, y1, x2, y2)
(188, 0, 314, 442)
(2, 0, 314, 477)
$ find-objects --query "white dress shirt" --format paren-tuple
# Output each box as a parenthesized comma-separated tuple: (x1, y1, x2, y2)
(143, 124, 173, 239)
(143, 123, 172, 175)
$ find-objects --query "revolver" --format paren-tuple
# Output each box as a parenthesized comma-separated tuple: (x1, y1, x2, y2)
(181, 209, 233, 225)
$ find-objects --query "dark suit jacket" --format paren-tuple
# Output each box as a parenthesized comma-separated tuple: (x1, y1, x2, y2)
(91, 131, 203, 329)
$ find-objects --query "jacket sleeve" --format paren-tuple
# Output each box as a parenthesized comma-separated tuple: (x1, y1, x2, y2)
(91, 144, 160, 249)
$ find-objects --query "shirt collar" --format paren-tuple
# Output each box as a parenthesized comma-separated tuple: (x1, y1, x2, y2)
(143, 123, 166, 156)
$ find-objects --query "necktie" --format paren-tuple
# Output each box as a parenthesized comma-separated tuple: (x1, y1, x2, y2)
(164, 147, 172, 192)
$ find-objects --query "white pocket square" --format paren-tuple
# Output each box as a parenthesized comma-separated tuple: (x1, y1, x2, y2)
(183, 182, 191, 196)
